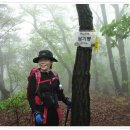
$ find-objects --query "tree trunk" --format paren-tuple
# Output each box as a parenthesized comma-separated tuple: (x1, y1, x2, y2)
(0, 47, 10, 100)
(118, 39, 129, 95)
(92, 57, 100, 92)
(6, 62, 13, 93)
(100, 4, 122, 96)
(112, 4, 129, 96)
(71, 4, 93, 126)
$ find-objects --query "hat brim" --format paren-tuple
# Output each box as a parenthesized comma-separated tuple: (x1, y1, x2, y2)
(33, 56, 58, 63)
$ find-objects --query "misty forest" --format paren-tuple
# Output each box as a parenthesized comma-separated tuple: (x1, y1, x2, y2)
(0, 4, 130, 126)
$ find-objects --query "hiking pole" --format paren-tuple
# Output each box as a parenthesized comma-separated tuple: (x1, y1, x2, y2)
(64, 108, 70, 126)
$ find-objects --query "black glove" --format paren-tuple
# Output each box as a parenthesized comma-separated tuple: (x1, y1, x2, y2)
(65, 97, 72, 109)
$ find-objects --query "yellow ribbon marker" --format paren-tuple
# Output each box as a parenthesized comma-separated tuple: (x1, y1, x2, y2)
(94, 36, 99, 53)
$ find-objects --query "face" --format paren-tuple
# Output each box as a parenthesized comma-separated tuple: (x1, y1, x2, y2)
(38, 58, 52, 71)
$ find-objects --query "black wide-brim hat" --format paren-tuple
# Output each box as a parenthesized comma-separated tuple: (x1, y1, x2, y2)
(33, 50, 58, 63)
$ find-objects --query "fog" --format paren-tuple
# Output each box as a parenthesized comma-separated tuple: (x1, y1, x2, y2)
(0, 4, 130, 98)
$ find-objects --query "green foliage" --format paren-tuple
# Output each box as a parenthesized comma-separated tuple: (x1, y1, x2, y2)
(0, 101, 5, 110)
(100, 15, 130, 47)
(110, 39, 117, 48)
(0, 90, 30, 125)
(101, 15, 130, 38)
(0, 90, 30, 113)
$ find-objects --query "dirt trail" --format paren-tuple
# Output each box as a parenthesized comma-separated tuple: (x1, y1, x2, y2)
(0, 95, 130, 126)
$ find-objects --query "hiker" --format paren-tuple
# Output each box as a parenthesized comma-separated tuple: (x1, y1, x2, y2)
(27, 50, 72, 126)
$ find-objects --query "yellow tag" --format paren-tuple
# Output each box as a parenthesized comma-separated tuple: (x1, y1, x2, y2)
(94, 36, 99, 52)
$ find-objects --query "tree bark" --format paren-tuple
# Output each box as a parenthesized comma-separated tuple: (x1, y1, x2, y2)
(100, 4, 122, 96)
(71, 4, 93, 126)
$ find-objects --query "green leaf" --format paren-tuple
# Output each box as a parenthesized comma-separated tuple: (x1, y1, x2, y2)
(100, 14, 130, 41)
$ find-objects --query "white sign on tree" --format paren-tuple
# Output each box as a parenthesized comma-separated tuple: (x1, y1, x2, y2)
(75, 32, 96, 47)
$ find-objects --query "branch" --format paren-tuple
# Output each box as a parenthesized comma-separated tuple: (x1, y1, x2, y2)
(0, 25, 16, 40)
(91, 6, 104, 25)
(0, 19, 11, 30)
(12, 83, 19, 93)
(45, 5, 72, 56)
(111, 4, 129, 17)
(120, 4, 129, 16)
(111, 4, 117, 9)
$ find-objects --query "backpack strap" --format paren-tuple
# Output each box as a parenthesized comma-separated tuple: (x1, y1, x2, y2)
(35, 69, 41, 89)
(52, 71, 59, 80)
(35, 70, 59, 89)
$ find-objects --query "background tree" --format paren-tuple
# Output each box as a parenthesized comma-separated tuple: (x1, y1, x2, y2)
(100, 4, 121, 96)
(0, 5, 15, 99)
(111, 4, 129, 96)
(101, 4, 130, 96)
(0, 4, 23, 99)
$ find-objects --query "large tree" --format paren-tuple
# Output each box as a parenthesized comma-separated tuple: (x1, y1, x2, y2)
(71, 4, 93, 126)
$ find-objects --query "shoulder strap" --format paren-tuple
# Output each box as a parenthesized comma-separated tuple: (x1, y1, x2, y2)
(35, 69, 41, 89)
(35, 70, 58, 89)
(52, 70, 59, 80)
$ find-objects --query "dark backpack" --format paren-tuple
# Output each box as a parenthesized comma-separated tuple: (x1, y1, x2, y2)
(27, 67, 59, 89)
(27, 67, 59, 106)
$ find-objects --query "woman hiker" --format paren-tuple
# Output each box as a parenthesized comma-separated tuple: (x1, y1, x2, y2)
(27, 50, 72, 126)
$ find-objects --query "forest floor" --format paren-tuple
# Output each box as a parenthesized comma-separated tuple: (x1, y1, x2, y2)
(0, 93, 130, 126)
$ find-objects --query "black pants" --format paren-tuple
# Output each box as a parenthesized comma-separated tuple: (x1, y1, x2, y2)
(35, 107, 59, 126)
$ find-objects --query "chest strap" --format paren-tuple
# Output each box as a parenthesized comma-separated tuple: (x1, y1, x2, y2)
(35, 70, 59, 89)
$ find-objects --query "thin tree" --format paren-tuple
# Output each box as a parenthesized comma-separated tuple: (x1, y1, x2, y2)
(100, 4, 122, 96)
(0, 47, 10, 99)
(111, 4, 129, 96)
(71, 4, 93, 126)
